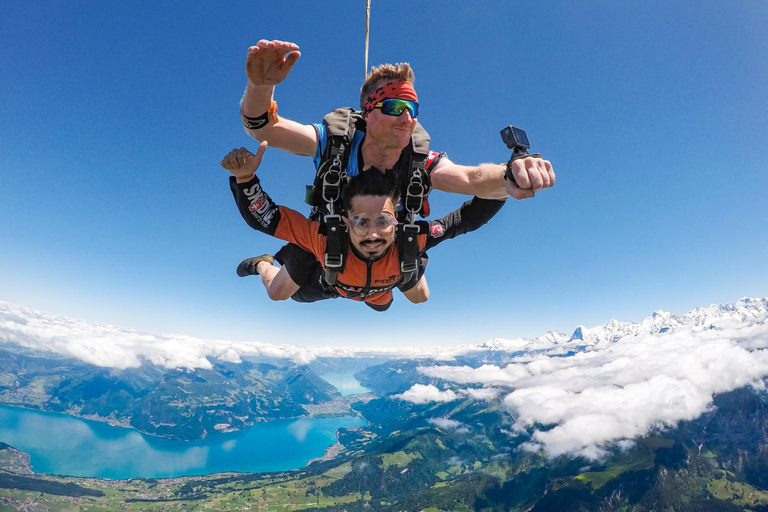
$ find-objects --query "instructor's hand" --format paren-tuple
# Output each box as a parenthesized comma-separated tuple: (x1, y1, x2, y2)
(220, 141, 268, 179)
(246, 40, 301, 87)
(505, 156, 555, 200)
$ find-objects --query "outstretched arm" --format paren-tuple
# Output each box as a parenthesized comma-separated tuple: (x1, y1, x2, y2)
(420, 196, 507, 252)
(240, 40, 317, 156)
(430, 155, 555, 200)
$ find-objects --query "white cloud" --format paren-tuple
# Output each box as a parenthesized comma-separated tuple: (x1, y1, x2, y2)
(462, 387, 502, 401)
(428, 418, 470, 433)
(418, 314, 768, 459)
(0, 302, 490, 370)
(395, 384, 459, 404)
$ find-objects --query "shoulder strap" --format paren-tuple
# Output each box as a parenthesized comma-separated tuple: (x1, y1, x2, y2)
(397, 123, 431, 284)
(311, 108, 363, 285)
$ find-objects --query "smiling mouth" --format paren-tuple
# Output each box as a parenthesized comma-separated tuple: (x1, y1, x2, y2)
(361, 240, 385, 251)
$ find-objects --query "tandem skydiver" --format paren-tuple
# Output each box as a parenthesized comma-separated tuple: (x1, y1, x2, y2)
(222, 143, 505, 311)
(234, 39, 556, 304)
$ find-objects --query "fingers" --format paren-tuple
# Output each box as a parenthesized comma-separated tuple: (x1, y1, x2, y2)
(509, 157, 555, 192)
(506, 156, 555, 200)
(283, 50, 301, 69)
(505, 179, 536, 200)
(544, 159, 556, 187)
(250, 39, 299, 51)
(248, 40, 300, 59)
(220, 146, 265, 176)
(249, 141, 268, 168)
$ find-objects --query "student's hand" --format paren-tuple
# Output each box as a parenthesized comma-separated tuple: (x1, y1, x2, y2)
(505, 156, 555, 199)
(220, 141, 268, 178)
(245, 40, 301, 87)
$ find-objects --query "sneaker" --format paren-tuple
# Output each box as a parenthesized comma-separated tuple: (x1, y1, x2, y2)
(236, 254, 275, 277)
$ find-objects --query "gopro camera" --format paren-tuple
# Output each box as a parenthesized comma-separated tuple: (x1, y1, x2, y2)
(500, 125, 530, 152)
(500, 125, 541, 183)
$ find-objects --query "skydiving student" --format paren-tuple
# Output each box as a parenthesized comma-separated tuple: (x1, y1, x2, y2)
(222, 143, 505, 311)
(234, 39, 555, 303)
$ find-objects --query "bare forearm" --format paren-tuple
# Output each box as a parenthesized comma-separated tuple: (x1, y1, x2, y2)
(430, 156, 555, 201)
(463, 163, 509, 199)
(431, 161, 508, 199)
(241, 82, 274, 117)
(240, 83, 275, 142)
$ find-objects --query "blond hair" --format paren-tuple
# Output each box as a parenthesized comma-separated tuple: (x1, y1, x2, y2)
(360, 63, 415, 109)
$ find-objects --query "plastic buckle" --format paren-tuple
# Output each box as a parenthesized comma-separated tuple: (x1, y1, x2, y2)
(325, 253, 343, 269)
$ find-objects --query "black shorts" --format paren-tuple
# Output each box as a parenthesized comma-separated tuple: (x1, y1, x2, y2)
(274, 243, 322, 287)
(274, 243, 339, 303)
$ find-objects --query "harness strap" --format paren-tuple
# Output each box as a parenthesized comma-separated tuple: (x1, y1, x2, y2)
(398, 147, 430, 285)
(399, 223, 421, 285)
(317, 109, 358, 283)
(323, 214, 346, 285)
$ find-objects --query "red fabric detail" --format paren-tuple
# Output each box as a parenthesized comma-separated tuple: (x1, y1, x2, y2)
(425, 150, 442, 171)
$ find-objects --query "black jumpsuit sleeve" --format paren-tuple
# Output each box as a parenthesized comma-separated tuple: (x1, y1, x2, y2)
(420, 197, 506, 252)
(229, 176, 282, 236)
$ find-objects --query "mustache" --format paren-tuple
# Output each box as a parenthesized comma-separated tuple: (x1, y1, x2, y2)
(360, 239, 385, 246)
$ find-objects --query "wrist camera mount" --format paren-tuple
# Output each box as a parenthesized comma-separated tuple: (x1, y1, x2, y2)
(501, 125, 541, 184)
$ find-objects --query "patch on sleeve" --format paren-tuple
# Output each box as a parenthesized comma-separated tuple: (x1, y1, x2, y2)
(243, 182, 277, 228)
(430, 224, 446, 238)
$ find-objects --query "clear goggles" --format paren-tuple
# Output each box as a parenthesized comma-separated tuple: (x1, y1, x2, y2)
(346, 212, 398, 237)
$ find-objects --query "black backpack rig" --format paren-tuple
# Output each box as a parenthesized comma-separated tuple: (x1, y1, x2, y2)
(304, 107, 432, 288)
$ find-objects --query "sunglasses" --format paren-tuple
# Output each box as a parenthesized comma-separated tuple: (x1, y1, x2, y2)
(373, 99, 419, 118)
(346, 213, 398, 237)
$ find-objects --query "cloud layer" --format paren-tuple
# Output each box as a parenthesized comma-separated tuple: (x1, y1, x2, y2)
(408, 306, 768, 459)
(0, 302, 472, 370)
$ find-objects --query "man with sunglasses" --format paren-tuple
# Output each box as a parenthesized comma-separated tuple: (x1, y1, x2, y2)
(222, 143, 505, 311)
(235, 39, 554, 304)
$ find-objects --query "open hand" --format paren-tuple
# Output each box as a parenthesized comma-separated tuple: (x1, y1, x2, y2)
(245, 40, 301, 87)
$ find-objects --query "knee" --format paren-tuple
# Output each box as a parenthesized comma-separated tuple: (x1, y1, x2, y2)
(266, 287, 293, 301)
(410, 289, 430, 303)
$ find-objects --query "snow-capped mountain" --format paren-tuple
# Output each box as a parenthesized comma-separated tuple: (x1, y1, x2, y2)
(571, 297, 767, 345)
(486, 297, 768, 350)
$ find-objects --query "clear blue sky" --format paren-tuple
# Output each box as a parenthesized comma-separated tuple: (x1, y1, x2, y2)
(1, 0, 766, 347)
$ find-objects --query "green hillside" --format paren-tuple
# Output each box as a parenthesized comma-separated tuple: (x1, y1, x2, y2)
(0, 346, 340, 440)
(2, 388, 768, 511)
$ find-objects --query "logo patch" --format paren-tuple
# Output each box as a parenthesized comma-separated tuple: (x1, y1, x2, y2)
(430, 224, 446, 238)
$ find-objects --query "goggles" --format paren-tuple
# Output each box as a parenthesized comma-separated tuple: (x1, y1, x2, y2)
(373, 99, 419, 118)
(347, 212, 398, 237)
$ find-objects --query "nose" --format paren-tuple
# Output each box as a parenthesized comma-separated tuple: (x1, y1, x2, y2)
(398, 109, 413, 122)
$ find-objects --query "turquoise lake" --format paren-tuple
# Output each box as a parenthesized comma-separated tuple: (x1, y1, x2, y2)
(0, 374, 369, 479)
(318, 373, 370, 396)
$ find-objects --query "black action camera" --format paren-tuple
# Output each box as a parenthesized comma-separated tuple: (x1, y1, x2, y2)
(501, 125, 530, 153)
(500, 125, 540, 183)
